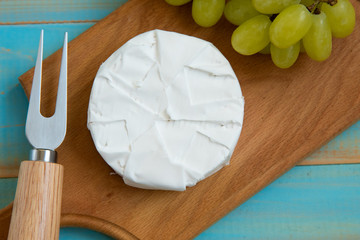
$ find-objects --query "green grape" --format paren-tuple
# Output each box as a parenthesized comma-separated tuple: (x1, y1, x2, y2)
(252, 0, 300, 14)
(259, 43, 271, 54)
(165, 0, 192, 6)
(269, 4, 312, 48)
(270, 42, 300, 68)
(300, 0, 314, 7)
(303, 12, 332, 61)
(321, 0, 355, 38)
(231, 15, 271, 55)
(224, 0, 260, 25)
(192, 0, 225, 27)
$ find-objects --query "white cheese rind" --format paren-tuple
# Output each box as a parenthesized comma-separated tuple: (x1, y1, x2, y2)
(88, 30, 244, 191)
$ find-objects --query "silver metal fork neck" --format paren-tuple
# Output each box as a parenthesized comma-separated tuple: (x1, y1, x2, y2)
(29, 149, 57, 163)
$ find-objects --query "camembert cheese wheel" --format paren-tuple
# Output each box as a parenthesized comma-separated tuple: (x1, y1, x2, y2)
(88, 30, 244, 191)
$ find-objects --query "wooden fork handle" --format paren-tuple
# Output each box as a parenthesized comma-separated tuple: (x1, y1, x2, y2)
(8, 161, 64, 240)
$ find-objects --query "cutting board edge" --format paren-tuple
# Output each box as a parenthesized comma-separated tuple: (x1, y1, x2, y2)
(61, 213, 139, 240)
(0, 203, 139, 240)
(12, 0, 360, 238)
(16, 35, 360, 240)
(180, 114, 360, 240)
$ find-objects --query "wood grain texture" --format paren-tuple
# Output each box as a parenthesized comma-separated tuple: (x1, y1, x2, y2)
(195, 164, 360, 240)
(300, 120, 360, 165)
(61, 214, 138, 240)
(8, 161, 63, 240)
(0, 203, 12, 240)
(2, 0, 360, 239)
(0, 125, 29, 178)
(1, 164, 360, 239)
(0, 0, 359, 180)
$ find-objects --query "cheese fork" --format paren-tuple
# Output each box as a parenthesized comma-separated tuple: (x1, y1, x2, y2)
(8, 30, 67, 240)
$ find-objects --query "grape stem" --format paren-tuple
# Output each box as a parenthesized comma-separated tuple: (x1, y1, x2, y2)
(307, 0, 337, 13)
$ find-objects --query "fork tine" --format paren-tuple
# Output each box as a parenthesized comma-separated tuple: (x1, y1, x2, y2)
(26, 30, 68, 150)
(26, 29, 43, 145)
(54, 32, 67, 116)
(53, 32, 68, 144)
(27, 29, 43, 117)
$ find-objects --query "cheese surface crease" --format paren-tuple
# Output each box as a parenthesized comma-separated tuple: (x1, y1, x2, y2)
(88, 30, 244, 191)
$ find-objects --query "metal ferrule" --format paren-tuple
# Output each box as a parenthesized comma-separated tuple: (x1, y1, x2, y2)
(29, 149, 57, 163)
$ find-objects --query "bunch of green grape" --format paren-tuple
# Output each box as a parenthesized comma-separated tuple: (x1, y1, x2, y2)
(165, 0, 356, 68)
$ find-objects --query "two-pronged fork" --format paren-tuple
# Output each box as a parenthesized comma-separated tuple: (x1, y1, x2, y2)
(8, 30, 67, 240)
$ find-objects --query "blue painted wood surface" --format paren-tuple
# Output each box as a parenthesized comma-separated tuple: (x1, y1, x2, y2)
(1, 165, 359, 239)
(0, 0, 126, 23)
(0, 1, 359, 239)
(196, 164, 360, 240)
(60, 227, 113, 240)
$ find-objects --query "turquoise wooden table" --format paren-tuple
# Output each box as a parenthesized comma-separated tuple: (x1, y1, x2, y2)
(1, 1, 359, 239)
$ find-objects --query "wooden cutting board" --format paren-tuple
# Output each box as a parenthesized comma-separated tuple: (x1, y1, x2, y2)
(1, 0, 360, 239)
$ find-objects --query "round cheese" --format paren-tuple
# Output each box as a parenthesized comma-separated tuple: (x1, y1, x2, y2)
(87, 30, 244, 191)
